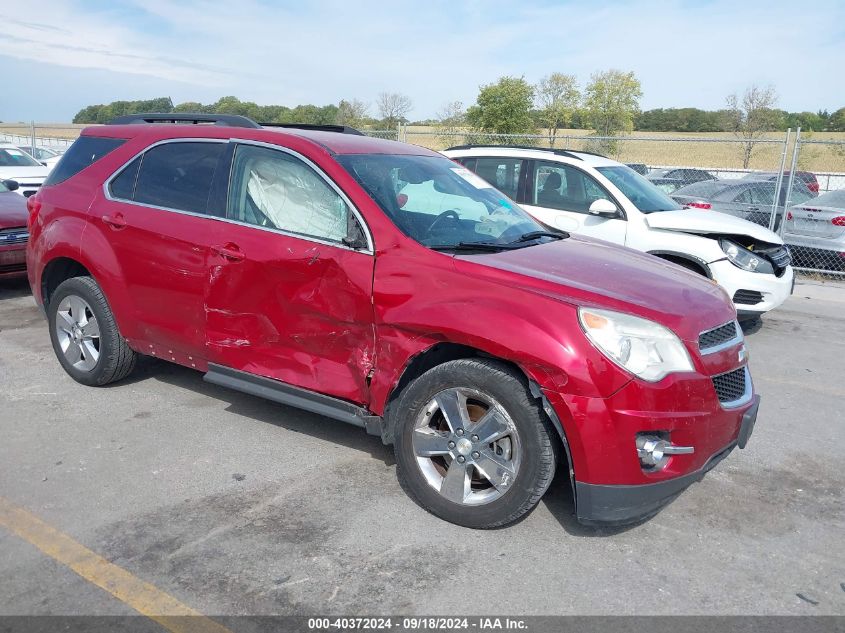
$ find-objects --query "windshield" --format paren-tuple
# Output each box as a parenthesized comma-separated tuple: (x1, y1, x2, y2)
(596, 166, 682, 213)
(0, 147, 42, 168)
(337, 154, 549, 249)
(0, 180, 8, 193)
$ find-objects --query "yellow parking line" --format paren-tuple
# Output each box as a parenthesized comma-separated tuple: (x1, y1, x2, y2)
(0, 496, 232, 633)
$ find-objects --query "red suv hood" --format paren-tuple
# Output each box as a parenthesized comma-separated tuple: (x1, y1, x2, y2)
(457, 236, 735, 342)
(0, 192, 28, 229)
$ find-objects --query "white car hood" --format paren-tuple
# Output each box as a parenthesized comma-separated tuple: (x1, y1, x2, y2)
(0, 165, 50, 182)
(646, 209, 783, 244)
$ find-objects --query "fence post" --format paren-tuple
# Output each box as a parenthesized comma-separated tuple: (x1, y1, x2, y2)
(769, 129, 791, 232)
(778, 127, 801, 237)
(30, 121, 36, 154)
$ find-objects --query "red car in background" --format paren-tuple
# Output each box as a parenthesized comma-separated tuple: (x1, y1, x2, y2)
(26, 114, 759, 528)
(0, 179, 29, 278)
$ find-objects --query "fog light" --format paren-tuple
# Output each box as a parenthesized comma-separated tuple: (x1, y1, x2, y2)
(636, 434, 695, 471)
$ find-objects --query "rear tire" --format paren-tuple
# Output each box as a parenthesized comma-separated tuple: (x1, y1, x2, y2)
(393, 358, 557, 529)
(48, 276, 136, 386)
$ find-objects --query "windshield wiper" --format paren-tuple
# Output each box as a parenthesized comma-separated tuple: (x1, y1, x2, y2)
(509, 230, 569, 243)
(429, 241, 520, 252)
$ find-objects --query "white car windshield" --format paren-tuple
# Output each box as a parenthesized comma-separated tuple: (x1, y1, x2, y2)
(0, 147, 42, 168)
(339, 154, 559, 251)
(597, 166, 683, 213)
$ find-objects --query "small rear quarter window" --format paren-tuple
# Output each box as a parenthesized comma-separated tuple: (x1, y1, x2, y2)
(43, 136, 126, 187)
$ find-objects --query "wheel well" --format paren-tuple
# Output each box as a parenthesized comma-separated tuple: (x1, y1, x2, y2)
(651, 252, 711, 278)
(41, 258, 91, 309)
(384, 343, 573, 482)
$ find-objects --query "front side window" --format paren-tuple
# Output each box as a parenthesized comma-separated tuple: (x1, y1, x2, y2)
(227, 144, 350, 244)
(133, 142, 224, 214)
(338, 153, 547, 249)
(532, 161, 611, 213)
(596, 166, 682, 213)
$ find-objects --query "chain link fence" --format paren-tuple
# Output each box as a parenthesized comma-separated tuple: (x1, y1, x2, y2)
(779, 137, 845, 278)
(3, 121, 843, 278)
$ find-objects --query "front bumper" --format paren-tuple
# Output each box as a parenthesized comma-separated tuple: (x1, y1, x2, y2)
(709, 260, 793, 315)
(575, 396, 759, 525)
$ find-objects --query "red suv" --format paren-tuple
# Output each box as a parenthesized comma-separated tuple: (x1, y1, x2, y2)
(26, 114, 759, 528)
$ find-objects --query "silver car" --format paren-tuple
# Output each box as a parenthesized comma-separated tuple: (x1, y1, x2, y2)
(782, 188, 845, 271)
(672, 179, 814, 228)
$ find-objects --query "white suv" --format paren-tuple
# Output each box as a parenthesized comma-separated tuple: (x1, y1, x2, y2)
(442, 146, 793, 320)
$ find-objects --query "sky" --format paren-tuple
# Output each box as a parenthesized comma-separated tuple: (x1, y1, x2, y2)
(1, 0, 843, 123)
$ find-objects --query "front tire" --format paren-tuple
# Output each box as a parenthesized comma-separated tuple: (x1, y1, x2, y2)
(394, 358, 557, 528)
(48, 276, 136, 386)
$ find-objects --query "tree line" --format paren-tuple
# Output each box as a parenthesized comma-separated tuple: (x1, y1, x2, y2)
(74, 86, 845, 137)
(72, 94, 411, 129)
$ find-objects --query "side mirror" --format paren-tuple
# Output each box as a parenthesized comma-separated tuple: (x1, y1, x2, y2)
(2, 179, 20, 192)
(588, 198, 618, 217)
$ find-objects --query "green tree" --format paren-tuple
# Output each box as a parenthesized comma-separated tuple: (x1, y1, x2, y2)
(583, 69, 642, 137)
(827, 107, 845, 132)
(535, 73, 580, 146)
(466, 76, 535, 135)
(724, 84, 779, 168)
(336, 99, 370, 127)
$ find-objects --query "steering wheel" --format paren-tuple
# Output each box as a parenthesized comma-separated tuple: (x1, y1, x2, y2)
(426, 209, 461, 236)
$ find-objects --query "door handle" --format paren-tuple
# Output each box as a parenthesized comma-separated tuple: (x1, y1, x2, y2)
(212, 243, 245, 262)
(101, 213, 127, 230)
(746, 206, 760, 211)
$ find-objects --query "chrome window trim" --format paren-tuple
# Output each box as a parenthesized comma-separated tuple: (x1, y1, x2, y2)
(716, 365, 753, 410)
(698, 319, 743, 355)
(102, 137, 374, 256)
(228, 138, 374, 255)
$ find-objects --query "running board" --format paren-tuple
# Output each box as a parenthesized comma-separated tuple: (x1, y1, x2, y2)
(204, 363, 382, 434)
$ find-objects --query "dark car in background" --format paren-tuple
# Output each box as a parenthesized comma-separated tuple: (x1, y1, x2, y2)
(0, 179, 29, 278)
(648, 177, 687, 194)
(672, 179, 814, 228)
(625, 163, 649, 176)
(648, 167, 716, 188)
(742, 170, 819, 195)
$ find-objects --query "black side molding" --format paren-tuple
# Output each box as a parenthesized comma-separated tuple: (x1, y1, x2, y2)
(204, 364, 383, 434)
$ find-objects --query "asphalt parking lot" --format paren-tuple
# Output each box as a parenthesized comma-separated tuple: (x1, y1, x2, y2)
(1, 275, 843, 618)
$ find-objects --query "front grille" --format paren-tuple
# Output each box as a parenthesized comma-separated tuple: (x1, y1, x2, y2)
(733, 289, 764, 305)
(699, 321, 740, 353)
(0, 228, 29, 245)
(712, 367, 747, 404)
(757, 244, 791, 276)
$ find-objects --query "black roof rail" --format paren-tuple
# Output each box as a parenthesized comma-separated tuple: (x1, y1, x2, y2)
(260, 123, 365, 136)
(106, 112, 261, 128)
(444, 144, 608, 160)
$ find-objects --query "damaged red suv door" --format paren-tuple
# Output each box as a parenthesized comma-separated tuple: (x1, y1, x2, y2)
(203, 141, 376, 404)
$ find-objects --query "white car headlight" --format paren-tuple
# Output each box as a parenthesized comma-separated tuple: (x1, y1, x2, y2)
(719, 239, 774, 274)
(578, 307, 694, 382)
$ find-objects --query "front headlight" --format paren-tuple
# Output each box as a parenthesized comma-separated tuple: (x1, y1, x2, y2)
(719, 239, 774, 274)
(578, 308, 694, 382)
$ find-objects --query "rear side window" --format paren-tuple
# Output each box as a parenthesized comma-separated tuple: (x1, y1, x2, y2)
(43, 136, 126, 186)
(108, 156, 141, 200)
(133, 142, 224, 214)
